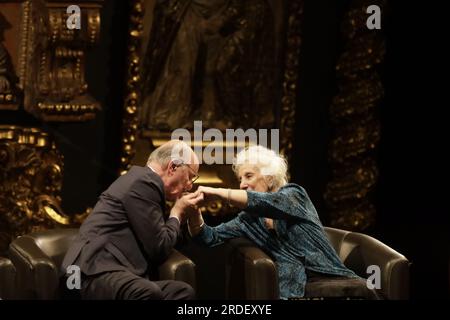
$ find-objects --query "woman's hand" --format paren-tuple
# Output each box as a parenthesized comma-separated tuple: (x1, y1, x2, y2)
(197, 186, 248, 209)
(196, 186, 224, 202)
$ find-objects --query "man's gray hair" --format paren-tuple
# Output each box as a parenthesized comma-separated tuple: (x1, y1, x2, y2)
(147, 140, 193, 168)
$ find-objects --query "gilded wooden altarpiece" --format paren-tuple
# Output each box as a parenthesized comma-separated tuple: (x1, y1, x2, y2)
(120, 0, 303, 217)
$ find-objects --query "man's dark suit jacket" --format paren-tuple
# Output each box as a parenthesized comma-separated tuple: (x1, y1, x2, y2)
(61, 166, 180, 277)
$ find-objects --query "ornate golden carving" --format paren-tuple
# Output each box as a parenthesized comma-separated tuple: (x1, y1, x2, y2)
(0, 126, 67, 238)
(325, 0, 386, 231)
(0, 125, 90, 242)
(0, 3, 21, 110)
(20, 0, 103, 121)
(0, 93, 18, 109)
(120, 0, 143, 174)
(280, 0, 303, 164)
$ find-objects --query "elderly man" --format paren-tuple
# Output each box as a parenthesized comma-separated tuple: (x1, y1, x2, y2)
(61, 140, 203, 300)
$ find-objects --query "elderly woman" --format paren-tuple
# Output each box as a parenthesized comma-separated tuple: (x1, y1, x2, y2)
(188, 145, 362, 299)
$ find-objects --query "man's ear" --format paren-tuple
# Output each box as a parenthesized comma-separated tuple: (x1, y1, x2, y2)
(167, 160, 177, 176)
(172, 158, 183, 166)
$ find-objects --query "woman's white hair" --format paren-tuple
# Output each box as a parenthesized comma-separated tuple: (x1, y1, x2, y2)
(232, 145, 288, 190)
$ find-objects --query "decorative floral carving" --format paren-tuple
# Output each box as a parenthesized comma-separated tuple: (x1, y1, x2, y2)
(0, 126, 88, 243)
(325, 0, 387, 231)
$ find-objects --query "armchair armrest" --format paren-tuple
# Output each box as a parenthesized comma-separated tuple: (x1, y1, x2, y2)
(158, 249, 196, 291)
(0, 256, 16, 299)
(9, 236, 59, 299)
(345, 232, 410, 300)
(227, 238, 279, 299)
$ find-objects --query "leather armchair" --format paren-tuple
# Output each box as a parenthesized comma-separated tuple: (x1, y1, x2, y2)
(0, 256, 16, 299)
(323, 227, 410, 299)
(222, 227, 410, 300)
(8, 228, 196, 299)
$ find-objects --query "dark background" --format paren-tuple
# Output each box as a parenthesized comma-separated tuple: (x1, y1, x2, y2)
(2, 0, 448, 299)
(293, 0, 449, 299)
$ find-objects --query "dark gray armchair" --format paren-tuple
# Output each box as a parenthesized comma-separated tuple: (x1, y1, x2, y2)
(323, 227, 410, 299)
(8, 228, 196, 299)
(221, 227, 410, 299)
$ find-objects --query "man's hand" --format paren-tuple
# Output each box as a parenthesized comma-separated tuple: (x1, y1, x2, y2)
(170, 191, 204, 223)
(187, 208, 204, 237)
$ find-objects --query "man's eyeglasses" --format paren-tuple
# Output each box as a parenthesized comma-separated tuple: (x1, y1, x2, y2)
(178, 163, 199, 184)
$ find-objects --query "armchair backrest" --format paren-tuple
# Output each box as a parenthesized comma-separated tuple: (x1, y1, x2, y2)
(324, 227, 410, 300)
(324, 227, 366, 276)
(22, 228, 79, 268)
